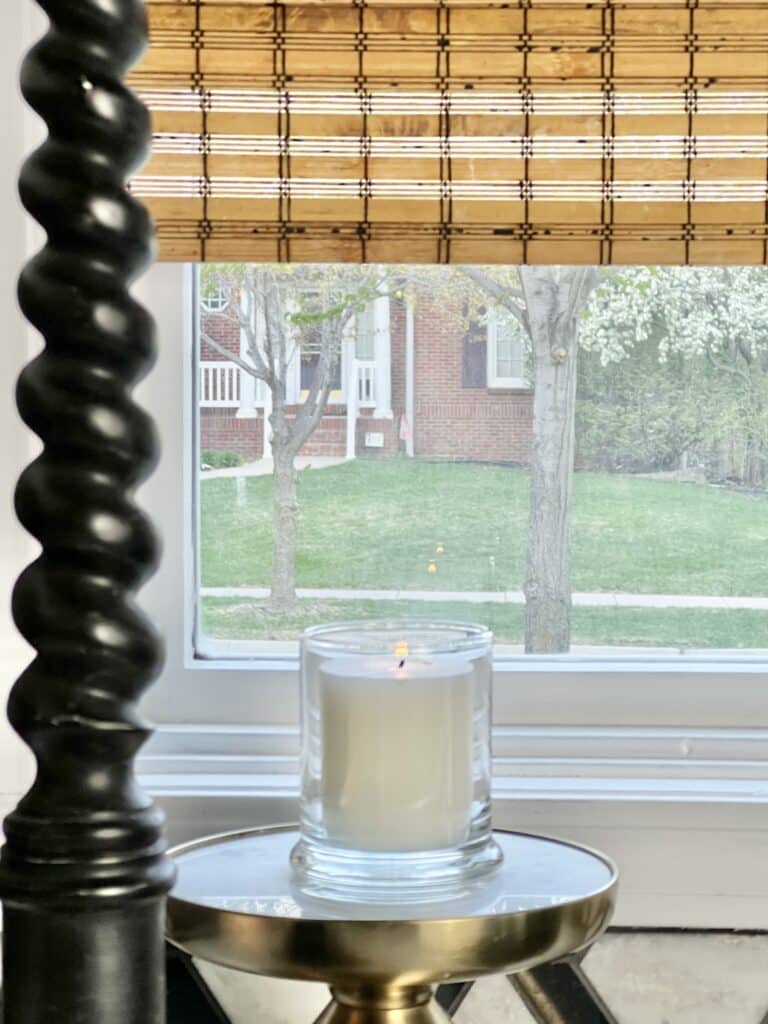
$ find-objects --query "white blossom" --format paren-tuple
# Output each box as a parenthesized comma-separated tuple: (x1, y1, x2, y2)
(581, 267, 768, 367)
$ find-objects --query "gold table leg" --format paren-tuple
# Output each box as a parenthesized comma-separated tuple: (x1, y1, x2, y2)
(315, 985, 451, 1024)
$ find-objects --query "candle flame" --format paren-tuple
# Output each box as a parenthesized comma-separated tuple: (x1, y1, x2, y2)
(395, 641, 409, 659)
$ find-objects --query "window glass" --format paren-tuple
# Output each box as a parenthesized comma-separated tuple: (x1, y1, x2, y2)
(300, 343, 342, 392)
(356, 306, 376, 361)
(495, 312, 526, 382)
(195, 265, 768, 659)
(461, 320, 487, 388)
(297, 293, 343, 393)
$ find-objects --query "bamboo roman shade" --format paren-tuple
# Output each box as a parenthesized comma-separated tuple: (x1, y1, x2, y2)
(130, 0, 768, 264)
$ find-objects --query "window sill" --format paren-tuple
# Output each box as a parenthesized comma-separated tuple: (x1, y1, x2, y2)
(139, 717, 768, 930)
(141, 759, 768, 931)
(486, 379, 531, 391)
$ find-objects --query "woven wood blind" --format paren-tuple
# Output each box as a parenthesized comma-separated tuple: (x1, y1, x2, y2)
(130, 0, 768, 264)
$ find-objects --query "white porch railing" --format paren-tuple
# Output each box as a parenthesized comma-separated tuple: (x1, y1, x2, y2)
(202, 358, 369, 411)
(200, 361, 241, 407)
(357, 363, 376, 405)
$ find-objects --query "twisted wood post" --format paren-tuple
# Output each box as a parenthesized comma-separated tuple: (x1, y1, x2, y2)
(0, 2, 174, 1021)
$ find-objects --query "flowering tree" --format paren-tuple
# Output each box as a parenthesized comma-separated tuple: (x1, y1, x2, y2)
(581, 267, 768, 485)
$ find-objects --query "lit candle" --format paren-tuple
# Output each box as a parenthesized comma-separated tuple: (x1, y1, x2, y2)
(318, 646, 475, 852)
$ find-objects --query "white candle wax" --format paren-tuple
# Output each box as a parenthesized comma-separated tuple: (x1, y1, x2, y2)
(318, 653, 474, 852)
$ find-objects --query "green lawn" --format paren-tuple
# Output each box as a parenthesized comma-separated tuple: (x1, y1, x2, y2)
(201, 597, 768, 649)
(201, 458, 768, 596)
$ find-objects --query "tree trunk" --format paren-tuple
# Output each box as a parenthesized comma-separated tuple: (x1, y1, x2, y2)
(744, 432, 765, 488)
(522, 269, 580, 653)
(268, 437, 299, 614)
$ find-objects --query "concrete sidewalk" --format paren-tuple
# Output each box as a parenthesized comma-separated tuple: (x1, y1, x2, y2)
(200, 586, 768, 611)
(201, 456, 348, 479)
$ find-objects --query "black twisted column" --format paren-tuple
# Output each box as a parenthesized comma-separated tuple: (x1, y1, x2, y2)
(0, 2, 174, 1022)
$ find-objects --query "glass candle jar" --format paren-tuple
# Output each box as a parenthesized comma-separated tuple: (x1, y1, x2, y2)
(291, 621, 501, 902)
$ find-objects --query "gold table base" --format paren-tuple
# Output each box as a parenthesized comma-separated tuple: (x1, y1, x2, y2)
(317, 984, 453, 1024)
(166, 827, 618, 1024)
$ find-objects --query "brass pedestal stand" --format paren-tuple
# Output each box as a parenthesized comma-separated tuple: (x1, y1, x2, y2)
(167, 827, 618, 1024)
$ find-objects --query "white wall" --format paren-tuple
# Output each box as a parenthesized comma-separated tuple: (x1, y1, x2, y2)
(0, 5, 42, 806)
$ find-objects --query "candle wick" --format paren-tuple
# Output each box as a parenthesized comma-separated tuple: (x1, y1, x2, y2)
(398, 659, 406, 669)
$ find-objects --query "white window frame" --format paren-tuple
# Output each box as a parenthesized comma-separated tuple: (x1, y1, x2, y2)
(353, 304, 377, 409)
(355, 304, 377, 362)
(200, 284, 228, 314)
(487, 308, 530, 390)
(134, 263, 768, 931)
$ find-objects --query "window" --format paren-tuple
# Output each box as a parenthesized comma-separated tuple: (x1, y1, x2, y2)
(193, 263, 768, 662)
(356, 305, 376, 362)
(200, 285, 228, 314)
(300, 334, 343, 393)
(354, 305, 377, 406)
(295, 291, 344, 397)
(488, 309, 529, 389)
(461, 320, 487, 389)
(132, 263, 768, 928)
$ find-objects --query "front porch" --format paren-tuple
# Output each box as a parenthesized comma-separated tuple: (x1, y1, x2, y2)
(200, 357, 400, 462)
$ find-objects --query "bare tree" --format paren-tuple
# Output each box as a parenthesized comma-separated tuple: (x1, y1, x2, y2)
(459, 266, 599, 653)
(201, 265, 387, 613)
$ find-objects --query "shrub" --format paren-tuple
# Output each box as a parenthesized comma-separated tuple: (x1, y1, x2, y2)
(201, 450, 244, 469)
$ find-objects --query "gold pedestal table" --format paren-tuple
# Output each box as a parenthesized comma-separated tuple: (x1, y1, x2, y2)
(167, 826, 618, 1024)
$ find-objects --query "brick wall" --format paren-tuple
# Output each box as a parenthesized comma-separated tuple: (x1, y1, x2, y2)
(199, 295, 533, 465)
(413, 300, 533, 464)
(356, 415, 399, 457)
(200, 307, 258, 460)
(201, 405, 353, 460)
(201, 310, 240, 360)
(293, 412, 397, 457)
(295, 407, 347, 456)
(201, 408, 264, 461)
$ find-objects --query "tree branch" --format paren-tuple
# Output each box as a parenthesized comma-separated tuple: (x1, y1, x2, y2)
(290, 312, 342, 449)
(458, 266, 530, 332)
(704, 346, 751, 384)
(563, 267, 602, 330)
(200, 330, 267, 381)
(210, 274, 272, 381)
(735, 335, 755, 367)
(293, 375, 336, 451)
(573, 267, 601, 312)
(262, 269, 288, 391)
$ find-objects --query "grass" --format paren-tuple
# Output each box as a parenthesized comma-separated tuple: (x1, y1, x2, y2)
(201, 458, 768, 596)
(201, 597, 768, 650)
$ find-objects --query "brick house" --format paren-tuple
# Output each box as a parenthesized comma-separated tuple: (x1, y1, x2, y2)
(199, 287, 534, 464)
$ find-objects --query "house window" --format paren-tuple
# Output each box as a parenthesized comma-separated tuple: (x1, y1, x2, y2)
(200, 285, 228, 313)
(300, 337, 343, 392)
(461, 321, 487, 388)
(294, 291, 343, 396)
(355, 305, 377, 405)
(356, 305, 376, 362)
(488, 309, 529, 389)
